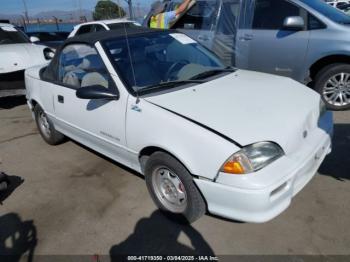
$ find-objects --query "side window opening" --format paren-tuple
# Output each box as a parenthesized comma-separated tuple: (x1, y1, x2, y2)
(216, 1, 241, 35)
(252, 0, 301, 30)
(173, 1, 219, 30)
(212, 0, 241, 66)
(93, 24, 106, 32)
(308, 13, 326, 30)
(76, 25, 92, 36)
(58, 44, 111, 90)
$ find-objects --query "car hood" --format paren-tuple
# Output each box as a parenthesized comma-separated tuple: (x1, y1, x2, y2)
(0, 43, 47, 74)
(145, 70, 321, 154)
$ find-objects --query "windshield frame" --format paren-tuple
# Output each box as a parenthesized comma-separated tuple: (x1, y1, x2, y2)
(0, 26, 30, 45)
(101, 30, 227, 96)
(300, 0, 350, 24)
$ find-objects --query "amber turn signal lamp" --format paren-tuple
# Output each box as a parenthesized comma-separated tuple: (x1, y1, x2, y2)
(222, 161, 245, 174)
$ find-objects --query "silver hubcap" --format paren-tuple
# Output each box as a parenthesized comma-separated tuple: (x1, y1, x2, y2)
(38, 111, 51, 138)
(152, 167, 187, 213)
(323, 72, 350, 107)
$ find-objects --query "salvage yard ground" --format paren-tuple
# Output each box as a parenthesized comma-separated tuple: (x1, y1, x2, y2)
(0, 96, 349, 256)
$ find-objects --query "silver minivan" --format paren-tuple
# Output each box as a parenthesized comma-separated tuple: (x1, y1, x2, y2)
(145, 0, 350, 110)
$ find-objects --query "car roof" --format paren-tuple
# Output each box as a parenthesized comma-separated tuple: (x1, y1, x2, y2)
(64, 26, 167, 46)
(76, 19, 135, 27)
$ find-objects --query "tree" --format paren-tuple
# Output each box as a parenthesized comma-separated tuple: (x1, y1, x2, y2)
(93, 0, 126, 20)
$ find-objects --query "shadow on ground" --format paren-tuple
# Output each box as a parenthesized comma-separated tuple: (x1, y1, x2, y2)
(0, 213, 37, 262)
(0, 96, 26, 110)
(110, 210, 214, 259)
(319, 124, 350, 181)
(0, 173, 24, 204)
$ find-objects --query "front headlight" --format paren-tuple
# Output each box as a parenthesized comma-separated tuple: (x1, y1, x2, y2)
(319, 99, 327, 117)
(220, 142, 284, 175)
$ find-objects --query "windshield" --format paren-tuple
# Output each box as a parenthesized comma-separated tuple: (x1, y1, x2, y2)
(104, 31, 226, 93)
(0, 26, 30, 45)
(300, 0, 350, 24)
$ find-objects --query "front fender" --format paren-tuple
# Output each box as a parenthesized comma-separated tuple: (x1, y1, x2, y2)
(126, 98, 240, 180)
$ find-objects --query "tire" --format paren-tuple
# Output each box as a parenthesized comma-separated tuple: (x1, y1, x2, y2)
(144, 152, 206, 224)
(34, 104, 65, 145)
(314, 63, 350, 111)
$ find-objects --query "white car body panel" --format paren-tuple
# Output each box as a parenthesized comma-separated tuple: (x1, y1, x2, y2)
(0, 23, 49, 74)
(0, 43, 48, 74)
(145, 70, 321, 155)
(25, 40, 333, 223)
(68, 19, 141, 38)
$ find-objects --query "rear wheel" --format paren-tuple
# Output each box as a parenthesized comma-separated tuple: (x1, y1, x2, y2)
(34, 104, 65, 145)
(145, 152, 206, 223)
(314, 63, 350, 111)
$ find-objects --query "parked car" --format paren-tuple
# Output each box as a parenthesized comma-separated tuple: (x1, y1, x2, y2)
(25, 27, 333, 223)
(68, 19, 141, 38)
(326, 0, 350, 8)
(337, 2, 350, 14)
(26, 31, 70, 49)
(144, 0, 350, 110)
(0, 23, 53, 97)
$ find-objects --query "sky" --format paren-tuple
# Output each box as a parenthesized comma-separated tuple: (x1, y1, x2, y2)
(0, 0, 149, 15)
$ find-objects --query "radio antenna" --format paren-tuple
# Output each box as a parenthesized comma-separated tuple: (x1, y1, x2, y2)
(122, 23, 140, 104)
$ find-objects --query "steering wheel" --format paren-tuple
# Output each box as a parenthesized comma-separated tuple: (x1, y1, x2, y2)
(165, 60, 189, 81)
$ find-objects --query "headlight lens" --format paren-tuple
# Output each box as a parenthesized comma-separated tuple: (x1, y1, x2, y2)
(319, 99, 327, 117)
(220, 142, 284, 175)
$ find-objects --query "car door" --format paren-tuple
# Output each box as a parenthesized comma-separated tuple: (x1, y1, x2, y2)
(242, 0, 310, 80)
(52, 43, 130, 163)
(211, 0, 242, 66)
(172, 0, 220, 49)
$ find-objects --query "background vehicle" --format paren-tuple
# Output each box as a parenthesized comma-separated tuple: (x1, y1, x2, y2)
(25, 28, 332, 223)
(145, 0, 350, 110)
(68, 19, 141, 38)
(325, 0, 350, 8)
(0, 23, 53, 97)
(26, 31, 69, 49)
(336, 3, 350, 13)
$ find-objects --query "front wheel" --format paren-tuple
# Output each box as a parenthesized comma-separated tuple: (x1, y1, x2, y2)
(144, 152, 206, 223)
(314, 63, 350, 111)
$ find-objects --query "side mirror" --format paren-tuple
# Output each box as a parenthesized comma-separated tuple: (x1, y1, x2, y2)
(30, 36, 40, 43)
(76, 85, 119, 100)
(44, 48, 55, 60)
(283, 16, 305, 30)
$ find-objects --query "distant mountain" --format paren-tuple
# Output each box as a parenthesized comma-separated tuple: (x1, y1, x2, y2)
(0, 13, 22, 21)
(33, 9, 93, 21)
(0, 5, 150, 23)
(0, 9, 93, 22)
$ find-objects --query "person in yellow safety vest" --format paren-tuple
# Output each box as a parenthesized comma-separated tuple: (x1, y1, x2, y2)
(150, 0, 192, 29)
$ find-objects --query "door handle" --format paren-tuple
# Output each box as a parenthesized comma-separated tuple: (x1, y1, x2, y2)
(239, 34, 253, 41)
(58, 95, 64, 103)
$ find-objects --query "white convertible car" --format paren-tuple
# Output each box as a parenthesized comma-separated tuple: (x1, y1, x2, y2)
(0, 23, 52, 97)
(25, 27, 333, 223)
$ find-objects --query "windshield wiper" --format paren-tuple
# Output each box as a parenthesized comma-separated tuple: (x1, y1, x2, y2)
(189, 67, 236, 80)
(139, 80, 205, 93)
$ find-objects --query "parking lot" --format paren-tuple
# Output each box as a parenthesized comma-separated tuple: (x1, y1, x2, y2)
(0, 96, 349, 257)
